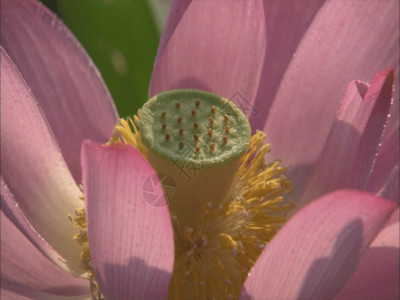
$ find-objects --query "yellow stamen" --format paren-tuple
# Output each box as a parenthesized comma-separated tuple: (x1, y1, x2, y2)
(107, 116, 147, 157)
(167, 131, 293, 299)
(113, 121, 293, 299)
(70, 186, 104, 299)
(75, 112, 293, 299)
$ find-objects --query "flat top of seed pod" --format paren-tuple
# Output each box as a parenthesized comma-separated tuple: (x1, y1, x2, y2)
(139, 89, 251, 169)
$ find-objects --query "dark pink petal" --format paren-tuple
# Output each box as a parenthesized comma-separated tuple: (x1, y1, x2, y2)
(243, 190, 396, 300)
(295, 70, 394, 212)
(1, 0, 119, 183)
(365, 70, 399, 202)
(0, 48, 84, 273)
(264, 0, 399, 200)
(335, 208, 399, 300)
(348, 70, 395, 190)
(1, 211, 89, 296)
(82, 142, 174, 300)
(149, 0, 266, 118)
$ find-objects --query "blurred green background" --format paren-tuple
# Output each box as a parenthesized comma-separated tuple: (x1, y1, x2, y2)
(39, 0, 171, 117)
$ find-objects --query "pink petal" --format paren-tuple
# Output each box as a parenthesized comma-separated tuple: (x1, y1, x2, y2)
(243, 190, 396, 300)
(295, 70, 394, 212)
(0, 48, 85, 274)
(82, 141, 174, 300)
(335, 208, 399, 300)
(264, 0, 399, 201)
(1, 0, 119, 183)
(149, 0, 266, 118)
(1, 210, 89, 296)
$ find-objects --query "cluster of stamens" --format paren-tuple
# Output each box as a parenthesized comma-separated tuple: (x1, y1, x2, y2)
(167, 131, 293, 299)
(104, 90, 292, 300)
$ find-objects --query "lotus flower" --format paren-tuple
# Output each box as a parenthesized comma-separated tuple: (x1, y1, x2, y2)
(1, 0, 398, 299)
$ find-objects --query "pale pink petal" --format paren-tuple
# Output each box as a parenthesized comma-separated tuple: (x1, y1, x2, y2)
(335, 208, 399, 300)
(243, 190, 396, 300)
(249, 0, 326, 129)
(1, 280, 89, 300)
(295, 70, 394, 212)
(82, 142, 174, 300)
(264, 0, 399, 201)
(1, 211, 89, 296)
(149, 0, 266, 118)
(1, 178, 74, 273)
(1, 0, 118, 183)
(0, 49, 84, 274)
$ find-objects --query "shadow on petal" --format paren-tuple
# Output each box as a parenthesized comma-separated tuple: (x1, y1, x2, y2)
(103, 257, 172, 300)
(297, 219, 363, 300)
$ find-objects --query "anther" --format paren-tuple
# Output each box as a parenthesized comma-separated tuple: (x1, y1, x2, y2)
(175, 102, 181, 109)
(209, 117, 214, 125)
(179, 128, 184, 135)
(162, 123, 167, 130)
(161, 112, 166, 118)
(211, 106, 216, 114)
(194, 134, 200, 141)
(191, 110, 197, 116)
(193, 122, 199, 129)
(224, 114, 229, 122)
(208, 128, 213, 136)
(177, 116, 182, 123)
(225, 126, 230, 134)
(195, 145, 201, 153)
(195, 100, 200, 106)
(210, 143, 215, 151)
(223, 135, 228, 144)
(165, 133, 171, 140)
(179, 141, 184, 148)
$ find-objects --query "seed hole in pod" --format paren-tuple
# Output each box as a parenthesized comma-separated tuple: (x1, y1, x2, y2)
(208, 128, 213, 136)
(179, 128, 185, 135)
(193, 122, 199, 129)
(225, 126, 230, 134)
(209, 117, 214, 125)
(177, 116, 183, 123)
(176, 102, 181, 109)
(179, 141, 185, 149)
(165, 133, 171, 141)
(192, 110, 197, 116)
(195, 145, 201, 153)
(211, 106, 216, 114)
(195, 100, 201, 107)
(224, 114, 229, 122)
(194, 134, 200, 141)
(161, 112, 166, 118)
(223, 135, 228, 144)
(162, 123, 167, 130)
